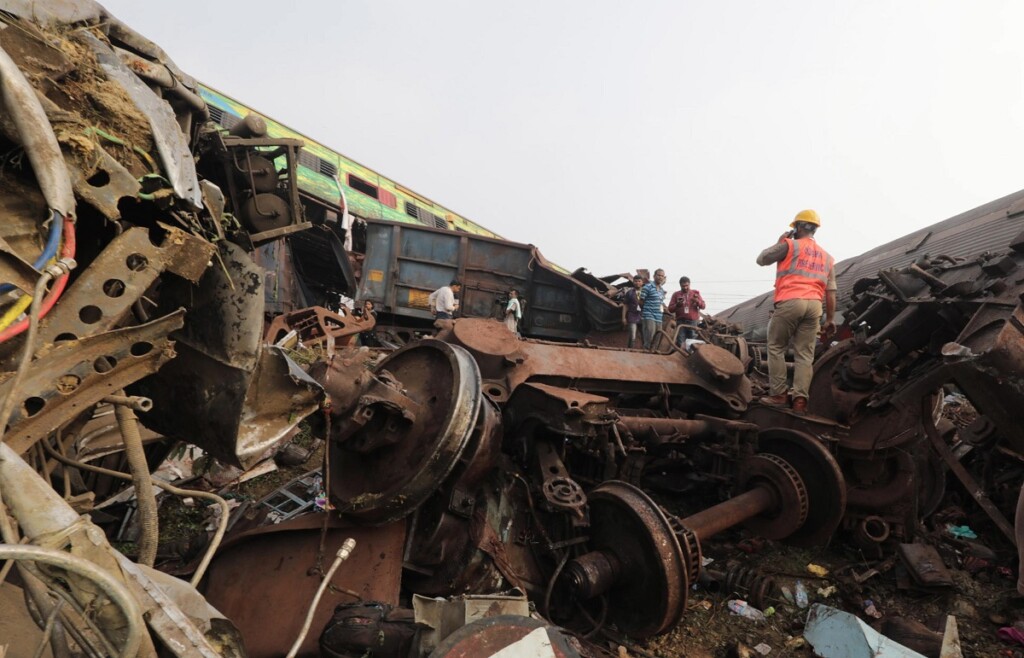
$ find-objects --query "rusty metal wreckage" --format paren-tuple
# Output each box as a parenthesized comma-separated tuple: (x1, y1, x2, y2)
(0, 1, 1023, 657)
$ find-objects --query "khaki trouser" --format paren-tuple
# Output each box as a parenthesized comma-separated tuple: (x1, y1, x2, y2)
(767, 298, 822, 399)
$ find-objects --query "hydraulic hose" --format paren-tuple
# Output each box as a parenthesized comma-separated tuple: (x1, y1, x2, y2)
(0, 217, 76, 344)
(112, 393, 158, 567)
(0, 209, 63, 296)
(285, 538, 356, 658)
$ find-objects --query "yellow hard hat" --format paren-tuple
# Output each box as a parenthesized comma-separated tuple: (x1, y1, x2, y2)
(791, 209, 821, 228)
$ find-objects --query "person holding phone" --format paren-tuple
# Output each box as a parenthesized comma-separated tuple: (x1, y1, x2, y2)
(755, 209, 837, 415)
(667, 276, 705, 344)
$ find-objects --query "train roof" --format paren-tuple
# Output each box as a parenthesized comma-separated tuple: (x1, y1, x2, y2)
(715, 187, 1024, 333)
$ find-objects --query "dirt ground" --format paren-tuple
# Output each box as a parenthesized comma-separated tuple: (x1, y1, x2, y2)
(640, 537, 1022, 657)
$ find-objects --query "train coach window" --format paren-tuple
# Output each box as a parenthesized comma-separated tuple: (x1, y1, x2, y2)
(348, 174, 379, 199)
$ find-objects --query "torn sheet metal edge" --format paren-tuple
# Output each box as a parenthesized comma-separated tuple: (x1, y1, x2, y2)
(78, 31, 202, 209)
(114, 555, 224, 658)
(804, 604, 927, 658)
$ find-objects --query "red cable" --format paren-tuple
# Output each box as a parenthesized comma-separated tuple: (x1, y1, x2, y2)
(0, 216, 76, 343)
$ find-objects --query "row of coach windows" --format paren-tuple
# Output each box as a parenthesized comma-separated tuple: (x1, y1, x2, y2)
(347, 175, 446, 229)
(212, 107, 449, 231)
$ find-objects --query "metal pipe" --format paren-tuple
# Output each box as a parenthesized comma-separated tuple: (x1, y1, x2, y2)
(40, 439, 230, 587)
(682, 487, 776, 542)
(102, 394, 153, 413)
(0, 545, 143, 658)
(285, 538, 357, 658)
(617, 417, 714, 437)
(111, 392, 158, 567)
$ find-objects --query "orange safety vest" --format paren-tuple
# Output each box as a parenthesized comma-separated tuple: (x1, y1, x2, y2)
(774, 237, 834, 303)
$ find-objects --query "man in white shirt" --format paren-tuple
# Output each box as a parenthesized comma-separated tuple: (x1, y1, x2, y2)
(504, 289, 522, 334)
(428, 280, 461, 320)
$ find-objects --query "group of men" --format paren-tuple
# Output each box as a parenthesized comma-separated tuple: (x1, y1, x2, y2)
(422, 209, 836, 417)
(427, 280, 522, 334)
(623, 270, 706, 350)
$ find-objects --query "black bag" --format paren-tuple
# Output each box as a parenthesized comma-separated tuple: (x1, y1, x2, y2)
(319, 602, 419, 658)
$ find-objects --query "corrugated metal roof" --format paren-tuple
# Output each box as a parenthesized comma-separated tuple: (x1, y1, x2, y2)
(716, 187, 1024, 333)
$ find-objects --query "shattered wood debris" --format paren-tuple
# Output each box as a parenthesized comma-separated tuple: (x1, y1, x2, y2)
(1, 1, 1024, 657)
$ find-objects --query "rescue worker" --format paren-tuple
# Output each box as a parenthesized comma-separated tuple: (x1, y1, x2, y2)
(755, 210, 837, 415)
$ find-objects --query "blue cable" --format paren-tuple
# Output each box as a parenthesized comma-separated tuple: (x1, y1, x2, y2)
(0, 208, 63, 295)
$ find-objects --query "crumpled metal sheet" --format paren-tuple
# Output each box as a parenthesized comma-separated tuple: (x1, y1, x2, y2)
(138, 243, 324, 468)
(0, 40, 75, 215)
(79, 31, 202, 210)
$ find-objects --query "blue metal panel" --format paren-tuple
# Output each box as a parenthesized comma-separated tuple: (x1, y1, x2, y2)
(357, 223, 395, 304)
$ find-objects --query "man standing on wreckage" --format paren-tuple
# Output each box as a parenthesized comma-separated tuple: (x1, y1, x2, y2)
(755, 209, 837, 415)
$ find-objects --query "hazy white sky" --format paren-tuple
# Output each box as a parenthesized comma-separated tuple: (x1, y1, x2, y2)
(103, 1, 1024, 313)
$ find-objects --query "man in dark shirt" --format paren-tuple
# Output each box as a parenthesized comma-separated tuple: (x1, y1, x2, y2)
(623, 274, 644, 348)
(667, 276, 705, 344)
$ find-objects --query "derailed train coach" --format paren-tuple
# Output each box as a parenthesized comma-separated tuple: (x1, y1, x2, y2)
(198, 84, 628, 343)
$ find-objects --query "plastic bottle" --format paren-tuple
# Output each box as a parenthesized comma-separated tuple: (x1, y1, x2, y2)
(727, 599, 766, 621)
(794, 580, 809, 609)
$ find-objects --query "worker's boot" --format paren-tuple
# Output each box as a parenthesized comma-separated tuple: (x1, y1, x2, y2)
(760, 393, 789, 407)
(791, 396, 808, 415)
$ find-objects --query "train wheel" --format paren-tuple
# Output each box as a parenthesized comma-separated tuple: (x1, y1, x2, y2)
(756, 428, 847, 546)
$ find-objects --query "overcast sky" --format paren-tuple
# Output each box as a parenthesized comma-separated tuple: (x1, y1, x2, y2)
(102, 1, 1024, 313)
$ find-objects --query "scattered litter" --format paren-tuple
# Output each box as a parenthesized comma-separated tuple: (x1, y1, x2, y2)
(946, 525, 977, 540)
(784, 636, 806, 650)
(807, 563, 830, 577)
(818, 585, 837, 598)
(780, 585, 794, 604)
(795, 580, 809, 608)
(762, 606, 775, 617)
(727, 599, 766, 621)
(753, 642, 772, 655)
(862, 599, 882, 619)
(997, 625, 1024, 646)
(940, 615, 963, 658)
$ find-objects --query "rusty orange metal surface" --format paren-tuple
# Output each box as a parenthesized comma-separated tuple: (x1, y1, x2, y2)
(202, 515, 405, 658)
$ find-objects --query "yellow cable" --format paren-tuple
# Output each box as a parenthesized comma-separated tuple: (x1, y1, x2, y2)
(0, 251, 61, 331)
(0, 292, 32, 331)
